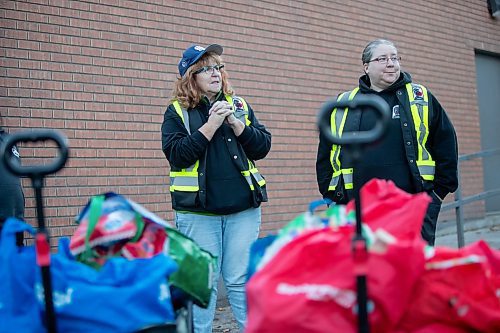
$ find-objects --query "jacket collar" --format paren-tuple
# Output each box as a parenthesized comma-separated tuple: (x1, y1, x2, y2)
(200, 90, 224, 106)
(359, 71, 412, 93)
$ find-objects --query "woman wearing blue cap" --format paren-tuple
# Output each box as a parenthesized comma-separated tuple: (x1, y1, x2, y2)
(161, 44, 271, 332)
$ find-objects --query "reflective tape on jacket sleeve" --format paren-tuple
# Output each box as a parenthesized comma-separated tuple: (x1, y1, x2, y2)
(342, 168, 353, 189)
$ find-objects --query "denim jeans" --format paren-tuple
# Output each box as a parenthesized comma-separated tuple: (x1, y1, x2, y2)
(175, 207, 261, 333)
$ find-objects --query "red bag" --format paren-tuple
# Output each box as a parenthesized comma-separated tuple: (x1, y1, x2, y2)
(246, 227, 426, 333)
(346, 179, 431, 242)
(396, 241, 500, 332)
(395, 323, 470, 333)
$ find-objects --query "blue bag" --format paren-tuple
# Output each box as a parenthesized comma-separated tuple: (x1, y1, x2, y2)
(247, 235, 277, 281)
(36, 238, 178, 333)
(0, 218, 44, 333)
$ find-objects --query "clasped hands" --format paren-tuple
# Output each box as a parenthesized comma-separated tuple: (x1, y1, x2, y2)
(208, 101, 244, 134)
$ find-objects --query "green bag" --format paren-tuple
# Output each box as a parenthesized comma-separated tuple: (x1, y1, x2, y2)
(165, 226, 216, 308)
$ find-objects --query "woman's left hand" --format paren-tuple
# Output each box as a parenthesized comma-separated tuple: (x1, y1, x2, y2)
(225, 114, 245, 136)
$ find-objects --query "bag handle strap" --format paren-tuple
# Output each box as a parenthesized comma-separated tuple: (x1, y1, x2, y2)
(0, 218, 35, 256)
(308, 198, 333, 213)
(130, 212, 145, 242)
(78, 194, 105, 262)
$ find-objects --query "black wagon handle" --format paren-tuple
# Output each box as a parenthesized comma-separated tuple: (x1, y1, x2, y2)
(1, 129, 68, 333)
(1, 129, 69, 178)
(317, 94, 390, 333)
(317, 94, 390, 146)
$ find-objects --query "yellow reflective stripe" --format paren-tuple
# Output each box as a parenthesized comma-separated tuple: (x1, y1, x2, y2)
(171, 186, 198, 192)
(328, 172, 341, 191)
(342, 168, 353, 189)
(407, 84, 424, 160)
(331, 92, 345, 137)
(421, 175, 435, 181)
(242, 174, 255, 190)
(241, 169, 256, 190)
(417, 160, 436, 167)
(330, 88, 359, 191)
(172, 100, 184, 121)
(330, 93, 346, 178)
(342, 168, 353, 175)
(242, 161, 266, 189)
(407, 83, 427, 161)
(420, 86, 430, 160)
(417, 163, 435, 181)
(250, 169, 266, 186)
(169, 156, 199, 192)
(328, 184, 338, 191)
(170, 171, 198, 177)
(406, 83, 435, 181)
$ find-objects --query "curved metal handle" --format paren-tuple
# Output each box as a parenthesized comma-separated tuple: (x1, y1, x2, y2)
(317, 94, 390, 145)
(1, 129, 69, 177)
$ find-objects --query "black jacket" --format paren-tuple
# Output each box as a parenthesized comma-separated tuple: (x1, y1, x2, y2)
(316, 72, 458, 204)
(0, 128, 25, 220)
(161, 91, 271, 214)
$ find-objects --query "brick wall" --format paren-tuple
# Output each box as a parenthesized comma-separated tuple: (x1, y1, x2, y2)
(1, 0, 499, 241)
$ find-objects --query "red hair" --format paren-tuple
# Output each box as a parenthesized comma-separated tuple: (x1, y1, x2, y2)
(170, 53, 234, 109)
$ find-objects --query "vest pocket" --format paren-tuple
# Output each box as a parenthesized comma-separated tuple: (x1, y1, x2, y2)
(252, 177, 268, 206)
(172, 191, 200, 209)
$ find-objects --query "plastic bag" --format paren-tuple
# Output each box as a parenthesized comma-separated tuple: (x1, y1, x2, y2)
(71, 192, 216, 308)
(246, 179, 430, 333)
(0, 218, 44, 333)
(164, 226, 216, 308)
(37, 238, 178, 333)
(246, 226, 426, 333)
(397, 240, 500, 332)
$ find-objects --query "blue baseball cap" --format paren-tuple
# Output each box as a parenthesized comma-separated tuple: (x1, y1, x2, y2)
(178, 44, 223, 77)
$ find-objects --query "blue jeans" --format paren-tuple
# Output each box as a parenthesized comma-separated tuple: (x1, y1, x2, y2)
(175, 207, 261, 333)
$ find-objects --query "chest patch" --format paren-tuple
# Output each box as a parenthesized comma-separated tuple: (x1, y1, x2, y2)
(392, 105, 400, 119)
(412, 86, 424, 100)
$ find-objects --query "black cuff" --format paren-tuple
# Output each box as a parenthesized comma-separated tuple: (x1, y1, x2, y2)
(433, 187, 448, 201)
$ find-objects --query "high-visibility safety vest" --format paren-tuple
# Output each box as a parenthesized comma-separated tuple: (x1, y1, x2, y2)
(328, 83, 435, 192)
(170, 95, 266, 193)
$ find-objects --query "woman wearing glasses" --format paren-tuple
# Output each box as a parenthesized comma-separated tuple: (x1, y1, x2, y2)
(161, 44, 271, 332)
(316, 38, 458, 246)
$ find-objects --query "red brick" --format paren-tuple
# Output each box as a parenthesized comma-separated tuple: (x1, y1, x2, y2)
(1, 0, 497, 241)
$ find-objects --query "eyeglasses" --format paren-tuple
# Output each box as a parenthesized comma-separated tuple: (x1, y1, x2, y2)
(367, 56, 401, 65)
(193, 64, 225, 75)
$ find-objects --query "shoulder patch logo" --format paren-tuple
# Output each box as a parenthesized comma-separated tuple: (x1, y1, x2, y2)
(412, 85, 424, 100)
(233, 97, 244, 112)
